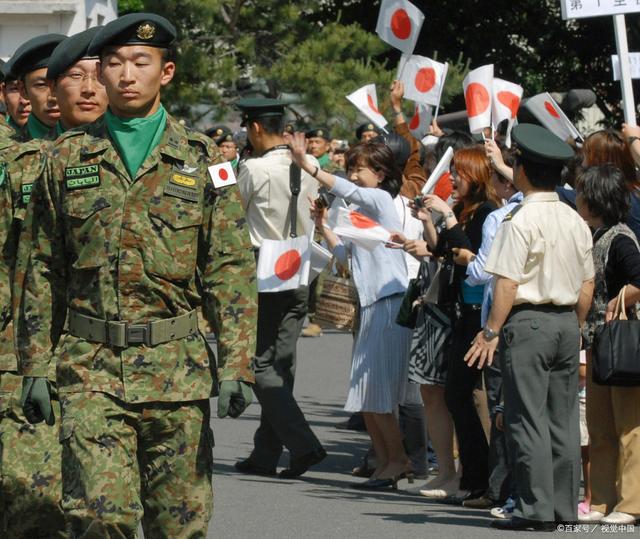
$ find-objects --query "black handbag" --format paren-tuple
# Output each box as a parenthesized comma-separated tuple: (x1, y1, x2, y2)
(593, 286, 640, 386)
(395, 278, 421, 329)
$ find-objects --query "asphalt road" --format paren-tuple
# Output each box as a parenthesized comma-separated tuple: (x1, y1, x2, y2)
(207, 330, 618, 539)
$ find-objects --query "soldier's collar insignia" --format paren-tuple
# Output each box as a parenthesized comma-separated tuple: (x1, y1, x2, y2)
(137, 23, 156, 41)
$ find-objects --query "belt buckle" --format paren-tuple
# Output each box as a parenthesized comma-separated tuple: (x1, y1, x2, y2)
(127, 323, 151, 346)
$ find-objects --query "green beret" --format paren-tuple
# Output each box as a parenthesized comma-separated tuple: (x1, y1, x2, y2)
(87, 13, 176, 56)
(47, 27, 102, 80)
(236, 97, 286, 127)
(306, 126, 331, 141)
(355, 122, 380, 140)
(205, 124, 234, 145)
(512, 124, 574, 165)
(8, 34, 66, 78)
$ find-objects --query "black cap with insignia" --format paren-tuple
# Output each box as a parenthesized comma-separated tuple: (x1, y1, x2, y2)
(355, 122, 380, 140)
(511, 124, 574, 165)
(205, 124, 234, 145)
(236, 98, 287, 127)
(306, 126, 331, 141)
(47, 26, 103, 80)
(87, 13, 177, 56)
(7, 33, 66, 78)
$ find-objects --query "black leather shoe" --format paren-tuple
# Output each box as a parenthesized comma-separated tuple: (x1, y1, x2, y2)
(234, 459, 276, 476)
(442, 488, 486, 505)
(351, 478, 395, 490)
(279, 447, 327, 478)
(491, 517, 556, 532)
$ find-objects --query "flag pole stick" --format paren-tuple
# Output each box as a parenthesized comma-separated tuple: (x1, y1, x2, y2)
(613, 14, 637, 126)
(433, 62, 448, 121)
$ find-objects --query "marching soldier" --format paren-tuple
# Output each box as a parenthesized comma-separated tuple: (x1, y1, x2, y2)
(234, 98, 326, 478)
(19, 13, 257, 537)
(6, 34, 66, 141)
(206, 124, 239, 171)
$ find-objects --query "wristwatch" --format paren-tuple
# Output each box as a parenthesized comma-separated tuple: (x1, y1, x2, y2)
(482, 326, 499, 341)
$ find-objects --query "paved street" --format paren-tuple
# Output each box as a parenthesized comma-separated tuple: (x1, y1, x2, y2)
(208, 330, 613, 539)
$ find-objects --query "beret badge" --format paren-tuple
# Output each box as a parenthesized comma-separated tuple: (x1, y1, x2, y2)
(136, 23, 156, 41)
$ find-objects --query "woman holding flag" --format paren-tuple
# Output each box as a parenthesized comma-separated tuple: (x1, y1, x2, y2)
(288, 133, 414, 489)
(419, 147, 501, 502)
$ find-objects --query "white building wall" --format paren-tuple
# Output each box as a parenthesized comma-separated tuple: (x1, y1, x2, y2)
(0, 0, 117, 60)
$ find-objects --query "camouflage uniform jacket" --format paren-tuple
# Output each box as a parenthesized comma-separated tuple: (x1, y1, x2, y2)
(0, 137, 47, 373)
(0, 117, 15, 144)
(18, 113, 258, 403)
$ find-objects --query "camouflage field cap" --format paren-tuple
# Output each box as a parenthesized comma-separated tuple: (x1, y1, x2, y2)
(511, 124, 574, 165)
(205, 125, 234, 145)
(306, 126, 331, 141)
(236, 98, 287, 127)
(356, 122, 380, 140)
(47, 26, 103, 80)
(87, 13, 176, 56)
(8, 34, 66, 78)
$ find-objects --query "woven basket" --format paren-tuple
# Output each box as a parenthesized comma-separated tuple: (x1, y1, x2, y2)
(314, 274, 358, 331)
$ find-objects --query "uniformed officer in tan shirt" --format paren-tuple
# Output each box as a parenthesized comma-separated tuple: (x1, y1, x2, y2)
(234, 98, 326, 478)
(465, 124, 595, 531)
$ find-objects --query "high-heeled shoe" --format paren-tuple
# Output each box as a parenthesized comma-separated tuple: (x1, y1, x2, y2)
(352, 477, 396, 490)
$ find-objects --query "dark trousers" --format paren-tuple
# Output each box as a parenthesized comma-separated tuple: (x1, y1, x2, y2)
(399, 402, 427, 475)
(444, 307, 489, 492)
(250, 287, 322, 467)
(501, 308, 580, 522)
(484, 359, 513, 502)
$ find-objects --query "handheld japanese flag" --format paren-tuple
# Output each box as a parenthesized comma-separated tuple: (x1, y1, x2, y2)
(257, 236, 311, 293)
(208, 162, 237, 189)
(408, 103, 433, 141)
(332, 207, 391, 251)
(491, 78, 523, 147)
(309, 241, 332, 282)
(462, 65, 494, 134)
(422, 146, 454, 195)
(376, 0, 425, 55)
(524, 92, 582, 142)
(346, 84, 388, 131)
(400, 55, 447, 107)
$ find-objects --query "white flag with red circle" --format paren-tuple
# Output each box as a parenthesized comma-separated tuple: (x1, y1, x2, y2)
(346, 84, 388, 130)
(208, 161, 237, 189)
(462, 65, 494, 134)
(332, 207, 391, 251)
(491, 78, 523, 147)
(524, 92, 582, 142)
(400, 55, 447, 107)
(376, 0, 425, 55)
(422, 146, 454, 195)
(408, 103, 433, 141)
(257, 236, 311, 293)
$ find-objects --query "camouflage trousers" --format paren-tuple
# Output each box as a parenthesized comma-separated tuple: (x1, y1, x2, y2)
(60, 392, 214, 539)
(0, 372, 66, 539)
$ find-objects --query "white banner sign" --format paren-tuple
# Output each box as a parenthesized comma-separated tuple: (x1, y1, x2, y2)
(561, 0, 640, 19)
(611, 53, 640, 80)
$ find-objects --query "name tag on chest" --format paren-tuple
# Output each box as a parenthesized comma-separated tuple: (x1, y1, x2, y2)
(65, 165, 100, 190)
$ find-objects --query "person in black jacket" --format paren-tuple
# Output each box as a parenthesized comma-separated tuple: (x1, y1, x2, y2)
(420, 146, 501, 502)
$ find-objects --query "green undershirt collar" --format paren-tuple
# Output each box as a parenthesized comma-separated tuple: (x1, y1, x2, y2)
(105, 104, 167, 180)
(26, 114, 51, 140)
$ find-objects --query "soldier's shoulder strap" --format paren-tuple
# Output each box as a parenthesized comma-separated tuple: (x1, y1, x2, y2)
(501, 203, 523, 223)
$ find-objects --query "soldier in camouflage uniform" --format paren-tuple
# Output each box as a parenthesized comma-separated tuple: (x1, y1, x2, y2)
(1, 28, 110, 539)
(0, 136, 66, 538)
(0, 60, 32, 138)
(6, 34, 66, 142)
(19, 13, 257, 539)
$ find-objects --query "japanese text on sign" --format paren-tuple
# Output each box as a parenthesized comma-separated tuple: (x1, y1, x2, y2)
(561, 0, 640, 19)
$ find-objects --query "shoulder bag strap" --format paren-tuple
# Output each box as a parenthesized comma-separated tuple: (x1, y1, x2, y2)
(289, 162, 301, 238)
